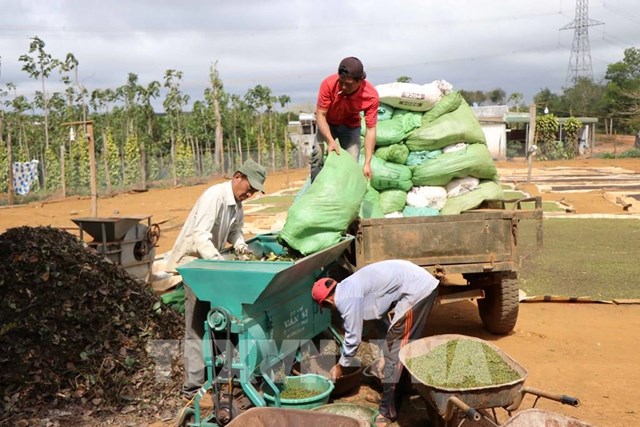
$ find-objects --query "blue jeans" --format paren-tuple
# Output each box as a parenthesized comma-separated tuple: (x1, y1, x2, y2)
(310, 124, 361, 182)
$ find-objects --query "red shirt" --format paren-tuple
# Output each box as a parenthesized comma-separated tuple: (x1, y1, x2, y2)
(316, 74, 379, 128)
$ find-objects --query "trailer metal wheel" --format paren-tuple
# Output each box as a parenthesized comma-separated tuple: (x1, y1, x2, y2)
(477, 272, 519, 334)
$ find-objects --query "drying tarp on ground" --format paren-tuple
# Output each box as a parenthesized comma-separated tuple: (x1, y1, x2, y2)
(279, 149, 367, 255)
(375, 143, 410, 165)
(379, 188, 408, 214)
(406, 99, 486, 151)
(411, 143, 498, 186)
(369, 155, 413, 192)
(440, 180, 504, 215)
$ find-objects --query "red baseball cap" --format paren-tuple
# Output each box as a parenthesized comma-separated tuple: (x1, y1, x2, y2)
(312, 278, 337, 305)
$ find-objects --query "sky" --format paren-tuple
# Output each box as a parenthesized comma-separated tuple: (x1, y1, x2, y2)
(0, 0, 639, 113)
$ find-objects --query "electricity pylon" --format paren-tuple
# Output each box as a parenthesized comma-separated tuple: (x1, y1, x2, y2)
(561, 0, 603, 84)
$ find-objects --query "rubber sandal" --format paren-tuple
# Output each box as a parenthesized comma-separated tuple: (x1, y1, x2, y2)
(374, 414, 393, 427)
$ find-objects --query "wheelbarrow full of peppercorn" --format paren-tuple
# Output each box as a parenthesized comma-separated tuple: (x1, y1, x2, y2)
(399, 334, 588, 427)
(175, 232, 354, 427)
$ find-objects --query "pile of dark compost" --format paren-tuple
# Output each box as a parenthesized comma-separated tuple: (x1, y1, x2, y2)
(0, 226, 184, 422)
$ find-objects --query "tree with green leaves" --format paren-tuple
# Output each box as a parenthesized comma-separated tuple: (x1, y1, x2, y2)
(604, 47, 640, 132)
(560, 77, 605, 118)
(18, 36, 61, 151)
(507, 92, 524, 112)
(396, 76, 412, 83)
(163, 70, 190, 185)
(533, 88, 562, 116)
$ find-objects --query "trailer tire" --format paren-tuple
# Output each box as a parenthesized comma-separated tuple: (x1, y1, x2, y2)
(477, 272, 519, 334)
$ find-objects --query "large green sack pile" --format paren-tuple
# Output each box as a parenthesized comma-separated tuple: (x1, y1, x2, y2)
(358, 84, 503, 219)
(280, 148, 367, 254)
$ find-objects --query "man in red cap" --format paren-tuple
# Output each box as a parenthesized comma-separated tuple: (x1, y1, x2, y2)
(310, 56, 379, 182)
(312, 260, 439, 426)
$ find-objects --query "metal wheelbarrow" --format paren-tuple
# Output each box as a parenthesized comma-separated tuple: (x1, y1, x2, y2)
(399, 334, 583, 426)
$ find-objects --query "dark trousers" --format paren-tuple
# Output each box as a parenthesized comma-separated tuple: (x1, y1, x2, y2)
(379, 291, 437, 420)
(309, 125, 362, 182)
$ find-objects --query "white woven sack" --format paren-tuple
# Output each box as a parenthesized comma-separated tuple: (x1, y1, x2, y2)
(376, 80, 452, 112)
(406, 186, 448, 210)
(446, 177, 480, 197)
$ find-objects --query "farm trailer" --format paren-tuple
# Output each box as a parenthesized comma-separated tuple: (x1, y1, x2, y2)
(341, 198, 543, 334)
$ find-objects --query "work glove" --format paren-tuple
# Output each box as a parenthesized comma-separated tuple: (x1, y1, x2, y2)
(233, 242, 251, 256)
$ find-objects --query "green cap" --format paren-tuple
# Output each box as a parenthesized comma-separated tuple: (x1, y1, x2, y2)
(237, 159, 267, 193)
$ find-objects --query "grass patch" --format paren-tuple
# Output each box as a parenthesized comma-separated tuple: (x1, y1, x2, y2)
(517, 218, 640, 300)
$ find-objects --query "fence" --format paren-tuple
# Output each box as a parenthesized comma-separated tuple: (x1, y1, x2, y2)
(0, 144, 310, 204)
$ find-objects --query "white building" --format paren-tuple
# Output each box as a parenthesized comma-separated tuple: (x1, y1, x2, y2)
(287, 113, 316, 158)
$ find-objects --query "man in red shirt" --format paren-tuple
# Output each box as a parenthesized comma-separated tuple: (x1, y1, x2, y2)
(310, 57, 379, 182)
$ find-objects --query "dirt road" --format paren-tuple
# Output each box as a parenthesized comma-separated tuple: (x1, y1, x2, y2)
(1, 144, 639, 426)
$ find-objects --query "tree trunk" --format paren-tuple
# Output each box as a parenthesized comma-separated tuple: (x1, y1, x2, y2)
(269, 114, 275, 171)
(60, 144, 66, 198)
(102, 130, 111, 193)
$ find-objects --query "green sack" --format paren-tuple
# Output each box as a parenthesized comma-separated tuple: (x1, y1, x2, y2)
(403, 205, 440, 217)
(359, 185, 385, 219)
(421, 91, 463, 125)
(280, 149, 367, 255)
(160, 283, 185, 314)
(379, 189, 407, 214)
(375, 143, 410, 165)
(370, 155, 413, 192)
(374, 110, 422, 146)
(406, 99, 486, 151)
(405, 149, 442, 166)
(378, 103, 395, 121)
(411, 143, 498, 186)
(440, 180, 504, 215)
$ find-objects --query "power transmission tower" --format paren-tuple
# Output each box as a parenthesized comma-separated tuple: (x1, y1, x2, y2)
(560, 0, 603, 84)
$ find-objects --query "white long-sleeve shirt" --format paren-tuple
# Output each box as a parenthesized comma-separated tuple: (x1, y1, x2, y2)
(165, 181, 244, 272)
(334, 259, 439, 366)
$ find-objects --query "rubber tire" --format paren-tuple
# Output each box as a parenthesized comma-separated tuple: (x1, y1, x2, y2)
(477, 272, 519, 334)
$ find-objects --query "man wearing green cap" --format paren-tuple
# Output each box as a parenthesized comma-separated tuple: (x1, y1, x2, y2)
(165, 158, 267, 401)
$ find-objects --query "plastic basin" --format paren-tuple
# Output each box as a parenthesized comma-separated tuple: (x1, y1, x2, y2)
(295, 354, 364, 397)
(262, 374, 334, 410)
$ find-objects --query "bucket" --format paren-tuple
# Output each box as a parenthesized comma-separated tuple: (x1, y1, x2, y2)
(294, 354, 364, 396)
(262, 374, 334, 410)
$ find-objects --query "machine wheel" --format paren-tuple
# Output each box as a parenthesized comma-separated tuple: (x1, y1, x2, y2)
(477, 271, 519, 334)
(177, 407, 195, 427)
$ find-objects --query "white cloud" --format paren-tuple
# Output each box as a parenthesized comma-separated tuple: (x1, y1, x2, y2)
(0, 0, 638, 111)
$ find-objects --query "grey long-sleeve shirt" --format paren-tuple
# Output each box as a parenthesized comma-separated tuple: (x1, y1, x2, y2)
(334, 259, 439, 367)
(165, 181, 244, 272)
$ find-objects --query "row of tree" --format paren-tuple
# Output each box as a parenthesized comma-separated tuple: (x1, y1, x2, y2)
(0, 36, 296, 198)
(456, 47, 640, 134)
(1, 37, 639, 200)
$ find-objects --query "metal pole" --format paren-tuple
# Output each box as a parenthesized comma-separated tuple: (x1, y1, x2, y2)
(527, 104, 537, 183)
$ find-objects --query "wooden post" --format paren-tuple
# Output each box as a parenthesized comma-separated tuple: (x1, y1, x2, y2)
(60, 144, 66, 198)
(527, 103, 537, 183)
(86, 122, 98, 216)
(7, 125, 14, 205)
